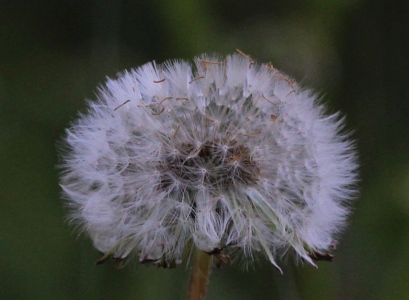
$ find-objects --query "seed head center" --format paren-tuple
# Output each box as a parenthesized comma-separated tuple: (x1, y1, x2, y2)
(159, 140, 259, 193)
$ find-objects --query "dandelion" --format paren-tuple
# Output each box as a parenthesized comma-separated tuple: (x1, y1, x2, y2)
(60, 51, 357, 299)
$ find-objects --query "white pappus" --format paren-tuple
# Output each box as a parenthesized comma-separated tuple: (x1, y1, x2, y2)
(60, 52, 358, 272)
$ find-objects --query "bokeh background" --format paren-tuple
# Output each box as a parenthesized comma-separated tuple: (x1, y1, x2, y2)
(1, 0, 409, 299)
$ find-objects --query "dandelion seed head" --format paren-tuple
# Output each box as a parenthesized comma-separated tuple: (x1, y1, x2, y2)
(60, 53, 358, 270)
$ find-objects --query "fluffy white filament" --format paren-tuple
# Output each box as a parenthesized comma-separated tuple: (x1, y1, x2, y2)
(60, 53, 357, 271)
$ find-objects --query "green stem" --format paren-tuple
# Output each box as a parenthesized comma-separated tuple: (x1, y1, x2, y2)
(187, 249, 212, 300)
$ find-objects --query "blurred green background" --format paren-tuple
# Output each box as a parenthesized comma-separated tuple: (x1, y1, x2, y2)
(1, 0, 409, 299)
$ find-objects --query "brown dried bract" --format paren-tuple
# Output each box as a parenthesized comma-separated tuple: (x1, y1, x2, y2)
(173, 124, 181, 138)
(270, 114, 282, 122)
(236, 49, 255, 68)
(202, 114, 216, 122)
(189, 76, 205, 84)
(266, 62, 275, 71)
(114, 100, 131, 111)
(242, 131, 262, 137)
(260, 94, 276, 105)
(309, 251, 334, 262)
(151, 107, 165, 115)
(199, 59, 226, 73)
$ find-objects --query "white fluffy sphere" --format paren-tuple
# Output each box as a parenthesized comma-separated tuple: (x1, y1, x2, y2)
(60, 53, 357, 271)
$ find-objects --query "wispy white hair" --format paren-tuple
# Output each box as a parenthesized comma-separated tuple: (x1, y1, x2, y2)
(60, 52, 358, 272)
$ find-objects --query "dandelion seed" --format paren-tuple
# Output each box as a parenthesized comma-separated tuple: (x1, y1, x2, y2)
(60, 53, 358, 290)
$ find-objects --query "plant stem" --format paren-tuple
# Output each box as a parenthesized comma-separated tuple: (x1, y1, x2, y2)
(187, 249, 212, 300)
